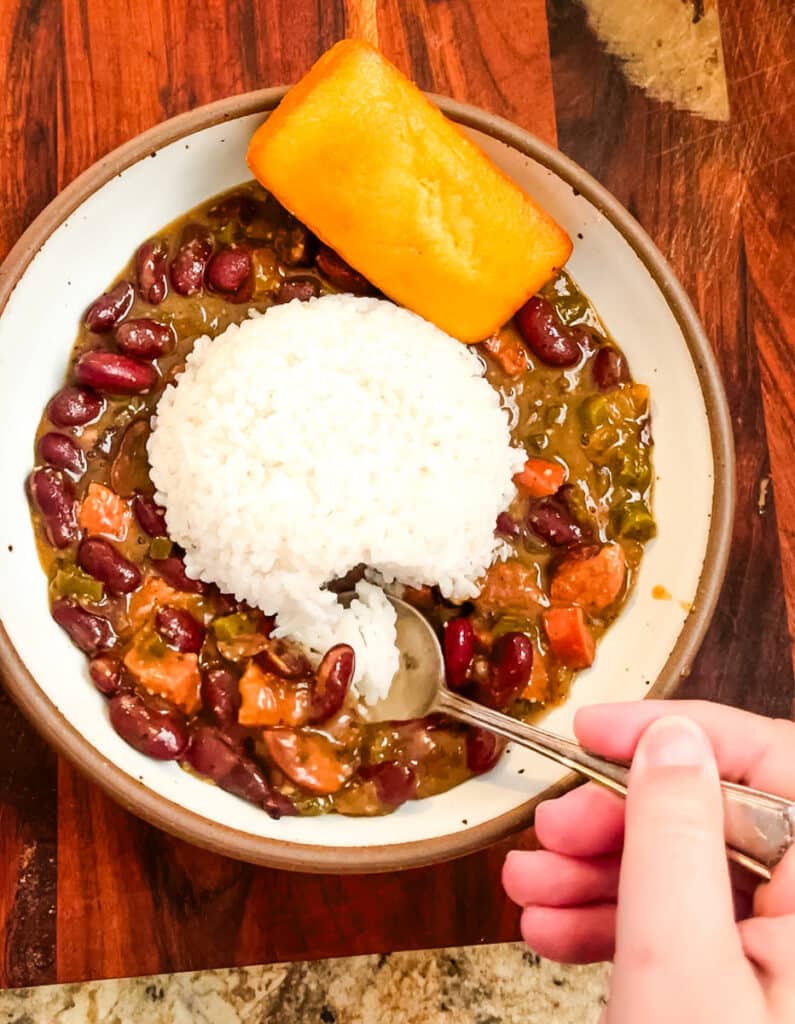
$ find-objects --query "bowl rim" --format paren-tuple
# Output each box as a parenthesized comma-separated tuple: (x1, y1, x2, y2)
(0, 87, 735, 873)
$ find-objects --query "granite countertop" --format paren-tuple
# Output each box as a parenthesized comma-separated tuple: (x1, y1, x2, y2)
(0, 945, 609, 1023)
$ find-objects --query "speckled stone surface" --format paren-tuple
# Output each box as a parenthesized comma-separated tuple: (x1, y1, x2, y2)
(0, 945, 609, 1023)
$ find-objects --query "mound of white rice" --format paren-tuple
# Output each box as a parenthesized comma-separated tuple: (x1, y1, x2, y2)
(148, 294, 523, 702)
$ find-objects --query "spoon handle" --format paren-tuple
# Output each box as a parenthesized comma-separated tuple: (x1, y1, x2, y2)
(435, 689, 795, 881)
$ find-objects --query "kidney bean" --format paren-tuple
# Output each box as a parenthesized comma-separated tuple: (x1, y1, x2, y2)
(75, 350, 158, 395)
(109, 690, 188, 759)
(486, 632, 534, 708)
(89, 654, 124, 696)
(466, 727, 506, 774)
(592, 346, 630, 390)
(115, 318, 175, 360)
(152, 554, 205, 594)
(170, 223, 214, 296)
(257, 637, 311, 679)
(516, 296, 586, 367)
(495, 512, 521, 538)
(132, 493, 167, 536)
(207, 246, 252, 299)
(110, 420, 152, 497)
(46, 386, 104, 427)
(443, 618, 475, 690)
(316, 245, 371, 296)
(52, 599, 117, 654)
(27, 467, 78, 548)
(307, 644, 355, 723)
(84, 280, 135, 332)
(186, 726, 297, 817)
(155, 606, 205, 653)
(360, 761, 417, 806)
(276, 276, 320, 304)
(78, 536, 142, 594)
(136, 239, 169, 304)
(200, 666, 241, 725)
(37, 432, 86, 477)
(527, 498, 584, 547)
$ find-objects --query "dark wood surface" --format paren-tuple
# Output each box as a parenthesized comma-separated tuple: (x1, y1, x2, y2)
(1, 0, 793, 988)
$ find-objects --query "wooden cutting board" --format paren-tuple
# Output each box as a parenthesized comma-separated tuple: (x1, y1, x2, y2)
(1, 0, 793, 988)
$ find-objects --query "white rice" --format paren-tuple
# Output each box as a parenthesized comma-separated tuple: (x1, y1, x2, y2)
(148, 295, 523, 703)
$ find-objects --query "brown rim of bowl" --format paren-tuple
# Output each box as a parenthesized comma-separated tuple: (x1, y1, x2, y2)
(0, 88, 735, 874)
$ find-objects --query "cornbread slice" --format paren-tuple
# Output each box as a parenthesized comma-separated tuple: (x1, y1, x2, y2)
(247, 40, 572, 343)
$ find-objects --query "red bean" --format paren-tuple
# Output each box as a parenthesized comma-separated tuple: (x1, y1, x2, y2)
(136, 239, 169, 305)
(516, 296, 586, 367)
(27, 468, 78, 548)
(592, 346, 630, 390)
(37, 432, 86, 477)
(527, 498, 584, 547)
(316, 245, 371, 295)
(116, 318, 175, 360)
(200, 666, 241, 725)
(132, 493, 167, 536)
(155, 606, 205, 653)
(495, 512, 521, 538)
(89, 654, 124, 696)
(307, 644, 354, 723)
(486, 633, 534, 708)
(78, 537, 142, 595)
(276, 276, 320, 304)
(360, 761, 417, 805)
(151, 555, 205, 594)
(443, 618, 475, 690)
(185, 726, 298, 817)
(466, 727, 505, 774)
(109, 690, 188, 760)
(273, 224, 313, 266)
(84, 281, 135, 332)
(207, 246, 252, 299)
(75, 350, 158, 396)
(52, 599, 117, 654)
(170, 223, 214, 296)
(257, 638, 311, 679)
(46, 386, 104, 427)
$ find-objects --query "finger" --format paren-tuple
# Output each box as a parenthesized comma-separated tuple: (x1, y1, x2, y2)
(739, 913, 795, 976)
(535, 783, 625, 857)
(503, 849, 620, 908)
(575, 700, 795, 796)
(755, 844, 795, 917)
(519, 904, 616, 964)
(612, 717, 744, 1009)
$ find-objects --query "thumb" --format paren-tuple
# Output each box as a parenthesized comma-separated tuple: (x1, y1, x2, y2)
(609, 716, 746, 1014)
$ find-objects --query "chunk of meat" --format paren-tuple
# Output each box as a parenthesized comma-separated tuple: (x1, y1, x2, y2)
(123, 639, 201, 713)
(521, 645, 550, 702)
(238, 660, 311, 727)
(550, 542, 627, 612)
(263, 729, 357, 795)
(127, 575, 201, 633)
(514, 458, 566, 498)
(79, 482, 131, 540)
(543, 606, 595, 669)
(480, 332, 529, 377)
(475, 560, 546, 619)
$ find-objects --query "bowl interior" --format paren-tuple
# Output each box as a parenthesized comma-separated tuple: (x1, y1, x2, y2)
(0, 99, 722, 868)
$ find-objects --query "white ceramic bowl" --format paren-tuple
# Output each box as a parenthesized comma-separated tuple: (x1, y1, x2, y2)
(0, 91, 733, 872)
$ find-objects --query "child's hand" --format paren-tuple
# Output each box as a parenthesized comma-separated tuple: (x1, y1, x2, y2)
(503, 701, 795, 1022)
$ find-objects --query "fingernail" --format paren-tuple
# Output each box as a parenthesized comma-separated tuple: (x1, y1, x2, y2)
(635, 716, 713, 769)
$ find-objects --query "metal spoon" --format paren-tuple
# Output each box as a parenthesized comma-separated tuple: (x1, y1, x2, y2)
(359, 594, 795, 881)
